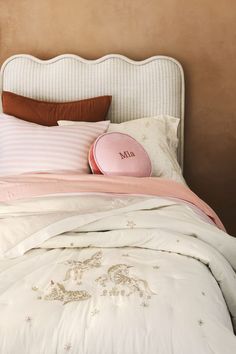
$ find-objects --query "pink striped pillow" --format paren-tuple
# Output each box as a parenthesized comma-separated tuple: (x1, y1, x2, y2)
(0, 114, 109, 176)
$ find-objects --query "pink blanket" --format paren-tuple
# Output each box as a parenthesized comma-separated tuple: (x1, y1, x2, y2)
(0, 174, 225, 231)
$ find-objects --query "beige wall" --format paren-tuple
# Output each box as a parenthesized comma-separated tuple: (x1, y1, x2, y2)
(0, 0, 235, 234)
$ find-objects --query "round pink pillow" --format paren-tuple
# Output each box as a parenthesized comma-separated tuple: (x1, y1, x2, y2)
(89, 132, 152, 177)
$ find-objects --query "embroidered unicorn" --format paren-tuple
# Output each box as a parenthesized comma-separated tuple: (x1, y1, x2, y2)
(43, 280, 91, 305)
(96, 264, 155, 303)
(64, 251, 102, 284)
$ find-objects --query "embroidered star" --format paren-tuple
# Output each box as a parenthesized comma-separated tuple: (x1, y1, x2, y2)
(91, 308, 100, 316)
(126, 220, 136, 228)
(64, 343, 72, 351)
(111, 199, 127, 209)
(198, 319, 204, 326)
(25, 316, 33, 325)
(153, 265, 159, 270)
(141, 134, 147, 141)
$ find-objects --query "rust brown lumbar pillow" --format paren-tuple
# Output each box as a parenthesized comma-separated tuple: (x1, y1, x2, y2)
(2, 91, 112, 126)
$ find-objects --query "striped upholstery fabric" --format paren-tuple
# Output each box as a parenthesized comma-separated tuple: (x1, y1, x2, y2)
(0, 114, 109, 176)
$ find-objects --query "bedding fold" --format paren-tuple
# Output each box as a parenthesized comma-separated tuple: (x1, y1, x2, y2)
(0, 174, 225, 230)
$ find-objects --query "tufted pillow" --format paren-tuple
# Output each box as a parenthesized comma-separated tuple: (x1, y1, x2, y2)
(88, 132, 152, 177)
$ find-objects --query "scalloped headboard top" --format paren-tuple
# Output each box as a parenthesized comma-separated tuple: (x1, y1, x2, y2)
(0, 54, 185, 167)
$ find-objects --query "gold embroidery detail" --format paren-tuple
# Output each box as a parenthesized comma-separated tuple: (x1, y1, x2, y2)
(109, 287, 120, 296)
(142, 134, 147, 141)
(63, 251, 102, 283)
(64, 343, 72, 351)
(153, 265, 159, 270)
(91, 308, 100, 316)
(36, 280, 91, 305)
(25, 315, 33, 325)
(126, 220, 136, 229)
(198, 319, 204, 326)
(111, 199, 127, 209)
(96, 264, 155, 305)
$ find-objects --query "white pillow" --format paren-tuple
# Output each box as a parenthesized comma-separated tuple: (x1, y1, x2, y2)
(59, 115, 179, 153)
(160, 115, 180, 157)
(58, 115, 184, 183)
(108, 116, 184, 183)
(108, 116, 185, 183)
(0, 114, 109, 176)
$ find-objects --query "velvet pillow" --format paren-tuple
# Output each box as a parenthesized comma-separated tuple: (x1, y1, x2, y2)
(1, 91, 112, 126)
(88, 132, 152, 177)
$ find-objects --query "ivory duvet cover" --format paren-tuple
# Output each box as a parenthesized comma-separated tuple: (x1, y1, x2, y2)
(0, 174, 235, 354)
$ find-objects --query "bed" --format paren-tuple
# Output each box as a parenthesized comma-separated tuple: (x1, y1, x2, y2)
(0, 54, 235, 354)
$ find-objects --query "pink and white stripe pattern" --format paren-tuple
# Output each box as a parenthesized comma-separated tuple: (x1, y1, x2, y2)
(0, 114, 109, 176)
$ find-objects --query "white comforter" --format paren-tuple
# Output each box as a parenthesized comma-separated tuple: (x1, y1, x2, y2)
(0, 193, 236, 354)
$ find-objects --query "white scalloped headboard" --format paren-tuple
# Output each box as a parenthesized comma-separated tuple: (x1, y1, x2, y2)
(0, 54, 185, 168)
